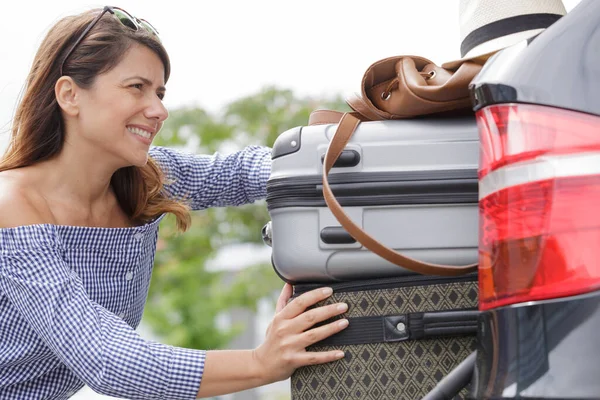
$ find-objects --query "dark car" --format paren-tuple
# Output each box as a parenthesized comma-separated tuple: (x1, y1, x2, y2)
(468, 0, 600, 398)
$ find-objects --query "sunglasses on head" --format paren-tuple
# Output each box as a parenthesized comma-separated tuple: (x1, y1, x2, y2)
(60, 6, 160, 76)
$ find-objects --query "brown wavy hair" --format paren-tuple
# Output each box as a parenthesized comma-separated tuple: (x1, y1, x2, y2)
(0, 8, 191, 231)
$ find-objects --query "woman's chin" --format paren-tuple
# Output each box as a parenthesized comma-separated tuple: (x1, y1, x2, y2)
(131, 152, 149, 168)
(119, 149, 150, 169)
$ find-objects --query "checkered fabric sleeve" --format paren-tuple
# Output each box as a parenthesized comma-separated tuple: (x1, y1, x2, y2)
(149, 145, 272, 210)
(0, 226, 204, 400)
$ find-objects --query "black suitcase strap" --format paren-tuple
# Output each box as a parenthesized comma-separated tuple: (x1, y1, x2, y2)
(315, 309, 479, 347)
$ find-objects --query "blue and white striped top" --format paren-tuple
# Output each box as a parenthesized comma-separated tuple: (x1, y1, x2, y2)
(0, 145, 272, 400)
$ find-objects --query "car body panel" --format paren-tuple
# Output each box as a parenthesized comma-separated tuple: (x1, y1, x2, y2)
(469, 0, 600, 117)
(469, 0, 600, 398)
(472, 291, 600, 398)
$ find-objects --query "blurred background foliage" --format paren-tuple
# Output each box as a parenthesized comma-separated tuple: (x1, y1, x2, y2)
(143, 86, 347, 350)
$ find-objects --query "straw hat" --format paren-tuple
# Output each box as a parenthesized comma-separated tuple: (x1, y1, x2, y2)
(442, 0, 567, 70)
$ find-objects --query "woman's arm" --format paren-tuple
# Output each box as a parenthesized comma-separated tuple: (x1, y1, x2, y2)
(0, 228, 204, 400)
(149, 145, 271, 210)
(0, 243, 347, 399)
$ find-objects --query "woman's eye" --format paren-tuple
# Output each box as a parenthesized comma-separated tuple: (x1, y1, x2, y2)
(157, 93, 165, 100)
(130, 83, 143, 90)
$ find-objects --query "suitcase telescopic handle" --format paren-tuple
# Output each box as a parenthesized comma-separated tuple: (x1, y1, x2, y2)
(321, 112, 478, 276)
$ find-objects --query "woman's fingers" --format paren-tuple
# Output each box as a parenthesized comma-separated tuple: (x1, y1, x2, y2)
(254, 286, 349, 382)
(292, 302, 348, 332)
(275, 283, 293, 313)
(296, 349, 346, 366)
(300, 317, 349, 347)
(277, 287, 334, 320)
(292, 319, 349, 369)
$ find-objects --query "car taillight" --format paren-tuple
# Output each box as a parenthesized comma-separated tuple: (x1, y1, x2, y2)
(477, 104, 600, 311)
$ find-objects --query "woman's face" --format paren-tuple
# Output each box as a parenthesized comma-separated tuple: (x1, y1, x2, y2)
(75, 43, 168, 168)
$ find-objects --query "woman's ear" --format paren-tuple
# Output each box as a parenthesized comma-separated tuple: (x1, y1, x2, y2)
(55, 76, 80, 116)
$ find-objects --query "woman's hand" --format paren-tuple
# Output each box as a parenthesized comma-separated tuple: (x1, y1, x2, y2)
(252, 283, 349, 384)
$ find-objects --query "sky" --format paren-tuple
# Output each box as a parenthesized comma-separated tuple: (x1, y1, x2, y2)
(0, 1, 461, 127)
(0, 0, 582, 150)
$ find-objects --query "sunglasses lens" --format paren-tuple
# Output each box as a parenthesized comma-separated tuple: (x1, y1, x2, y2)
(139, 19, 159, 36)
(113, 9, 138, 31)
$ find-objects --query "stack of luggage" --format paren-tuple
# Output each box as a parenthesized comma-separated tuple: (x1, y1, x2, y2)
(264, 85, 482, 398)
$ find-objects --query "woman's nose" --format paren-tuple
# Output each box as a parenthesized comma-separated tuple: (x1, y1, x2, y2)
(144, 97, 169, 122)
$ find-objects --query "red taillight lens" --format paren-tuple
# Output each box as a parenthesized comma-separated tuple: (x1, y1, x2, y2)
(477, 104, 600, 179)
(477, 104, 600, 311)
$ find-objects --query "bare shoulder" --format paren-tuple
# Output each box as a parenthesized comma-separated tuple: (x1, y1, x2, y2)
(0, 170, 54, 229)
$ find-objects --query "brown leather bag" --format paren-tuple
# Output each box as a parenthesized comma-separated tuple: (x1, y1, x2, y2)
(313, 55, 482, 276)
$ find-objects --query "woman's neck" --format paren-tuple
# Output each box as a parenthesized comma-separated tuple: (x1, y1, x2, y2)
(38, 145, 117, 206)
(27, 138, 134, 227)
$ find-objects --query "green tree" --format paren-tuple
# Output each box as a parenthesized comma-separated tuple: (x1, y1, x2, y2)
(142, 87, 347, 350)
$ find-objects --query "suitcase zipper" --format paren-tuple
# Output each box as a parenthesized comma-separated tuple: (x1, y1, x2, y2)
(267, 170, 478, 210)
(293, 273, 478, 297)
(269, 169, 478, 188)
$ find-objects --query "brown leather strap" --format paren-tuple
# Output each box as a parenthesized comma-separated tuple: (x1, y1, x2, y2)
(309, 109, 371, 126)
(346, 94, 386, 120)
(308, 109, 347, 126)
(321, 112, 478, 276)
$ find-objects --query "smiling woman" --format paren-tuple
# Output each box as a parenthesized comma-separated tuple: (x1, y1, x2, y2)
(0, 6, 349, 400)
(1, 6, 181, 229)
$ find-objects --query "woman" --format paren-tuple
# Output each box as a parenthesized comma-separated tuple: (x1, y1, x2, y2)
(0, 6, 348, 399)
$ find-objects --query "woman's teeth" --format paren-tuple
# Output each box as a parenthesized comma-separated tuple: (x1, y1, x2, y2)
(128, 127, 151, 139)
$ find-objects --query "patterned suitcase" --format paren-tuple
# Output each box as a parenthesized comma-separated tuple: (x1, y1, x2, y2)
(291, 273, 478, 400)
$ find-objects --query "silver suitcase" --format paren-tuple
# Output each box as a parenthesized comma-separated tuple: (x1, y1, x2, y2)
(265, 116, 479, 283)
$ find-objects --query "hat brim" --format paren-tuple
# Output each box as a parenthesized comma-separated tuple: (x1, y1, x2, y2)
(441, 27, 549, 70)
